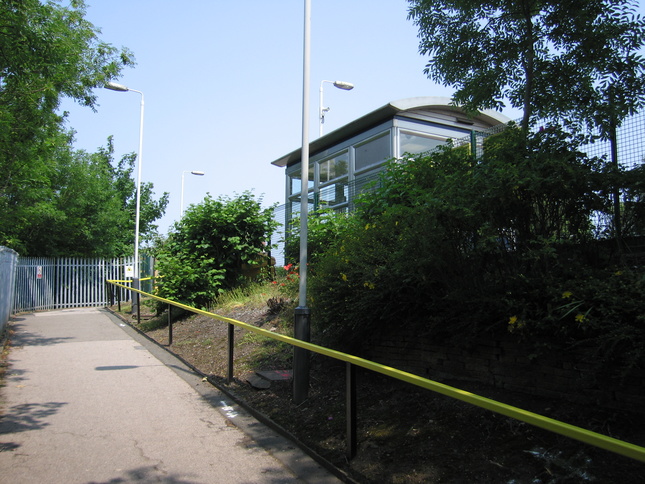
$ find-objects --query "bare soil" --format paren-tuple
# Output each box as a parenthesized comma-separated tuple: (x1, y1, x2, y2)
(121, 305, 644, 483)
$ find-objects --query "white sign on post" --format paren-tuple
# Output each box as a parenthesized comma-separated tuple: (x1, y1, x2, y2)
(36, 266, 43, 279)
(125, 265, 134, 278)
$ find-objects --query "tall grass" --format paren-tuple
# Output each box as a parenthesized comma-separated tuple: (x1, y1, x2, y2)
(213, 282, 284, 311)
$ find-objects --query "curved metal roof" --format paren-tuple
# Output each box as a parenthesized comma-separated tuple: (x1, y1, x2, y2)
(271, 96, 510, 167)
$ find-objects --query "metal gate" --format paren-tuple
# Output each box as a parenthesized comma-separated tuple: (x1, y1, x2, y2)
(13, 257, 136, 313)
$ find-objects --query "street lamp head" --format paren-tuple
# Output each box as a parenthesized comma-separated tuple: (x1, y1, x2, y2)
(105, 81, 129, 92)
(181, 171, 206, 218)
(333, 80, 354, 91)
(319, 80, 355, 137)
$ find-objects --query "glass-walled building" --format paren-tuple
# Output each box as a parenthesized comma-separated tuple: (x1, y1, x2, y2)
(271, 97, 509, 217)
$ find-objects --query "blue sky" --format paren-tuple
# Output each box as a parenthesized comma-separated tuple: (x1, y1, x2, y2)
(60, 1, 527, 235)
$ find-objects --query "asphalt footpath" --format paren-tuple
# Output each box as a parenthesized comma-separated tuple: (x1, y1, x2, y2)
(0, 308, 342, 484)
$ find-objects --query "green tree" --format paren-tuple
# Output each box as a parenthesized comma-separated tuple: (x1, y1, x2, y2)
(1, 136, 169, 257)
(0, 0, 136, 255)
(96, 138, 170, 255)
(155, 193, 278, 309)
(407, 0, 645, 133)
(27, 142, 128, 257)
(1, 0, 134, 175)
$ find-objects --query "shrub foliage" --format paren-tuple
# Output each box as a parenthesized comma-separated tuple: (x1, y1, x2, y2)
(154, 192, 277, 309)
(308, 125, 645, 373)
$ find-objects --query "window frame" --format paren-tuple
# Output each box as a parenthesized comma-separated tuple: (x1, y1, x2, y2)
(352, 130, 392, 175)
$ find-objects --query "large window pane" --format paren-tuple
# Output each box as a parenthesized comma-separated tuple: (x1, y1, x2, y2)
(288, 164, 314, 195)
(319, 151, 349, 183)
(400, 131, 446, 155)
(354, 133, 390, 172)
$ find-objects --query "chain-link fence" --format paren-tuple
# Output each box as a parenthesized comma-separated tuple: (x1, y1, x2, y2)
(581, 112, 645, 170)
(466, 111, 645, 169)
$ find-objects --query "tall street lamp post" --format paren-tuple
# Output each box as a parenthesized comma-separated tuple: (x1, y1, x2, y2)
(293, 0, 312, 405)
(105, 81, 144, 314)
(319, 80, 354, 137)
(180, 170, 205, 217)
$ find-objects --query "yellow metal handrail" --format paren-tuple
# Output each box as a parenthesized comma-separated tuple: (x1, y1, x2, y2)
(107, 279, 645, 463)
(108, 276, 154, 284)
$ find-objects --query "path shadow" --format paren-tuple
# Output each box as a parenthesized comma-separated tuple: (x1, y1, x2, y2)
(0, 401, 67, 435)
(1, 367, 29, 385)
(0, 401, 68, 453)
(8, 323, 73, 347)
(94, 365, 139, 371)
(86, 466, 200, 484)
(86, 465, 298, 484)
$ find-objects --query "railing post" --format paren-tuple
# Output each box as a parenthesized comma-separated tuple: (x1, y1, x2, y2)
(227, 323, 234, 384)
(346, 362, 357, 460)
(168, 304, 173, 346)
(136, 291, 141, 325)
(117, 285, 121, 312)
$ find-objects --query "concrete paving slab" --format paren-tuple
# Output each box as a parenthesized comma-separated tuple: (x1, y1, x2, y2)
(0, 308, 342, 484)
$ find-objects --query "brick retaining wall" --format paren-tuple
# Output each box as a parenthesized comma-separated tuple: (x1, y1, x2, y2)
(365, 331, 645, 413)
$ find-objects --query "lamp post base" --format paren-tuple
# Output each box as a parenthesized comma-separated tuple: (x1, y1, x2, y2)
(293, 306, 311, 404)
(131, 277, 140, 315)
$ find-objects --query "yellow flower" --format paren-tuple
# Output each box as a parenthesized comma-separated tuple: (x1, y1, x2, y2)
(365, 223, 370, 230)
(614, 271, 622, 276)
(507, 316, 519, 333)
(562, 291, 573, 299)
(341, 273, 348, 282)
(363, 281, 375, 290)
(575, 313, 585, 323)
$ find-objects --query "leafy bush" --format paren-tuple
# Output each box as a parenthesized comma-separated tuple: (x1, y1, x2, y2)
(476, 124, 606, 253)
(310, 143, 491, 350)
(617, 164, 645, 237)
(154, 192, 277, 309)
(309, 125, 645, 370)
(505, 266, 645, 372)
(284, 208, 352, 265)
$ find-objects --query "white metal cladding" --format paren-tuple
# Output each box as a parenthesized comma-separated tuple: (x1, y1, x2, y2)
(13, 257, 134, 313)
(0, 246, 18, 333)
